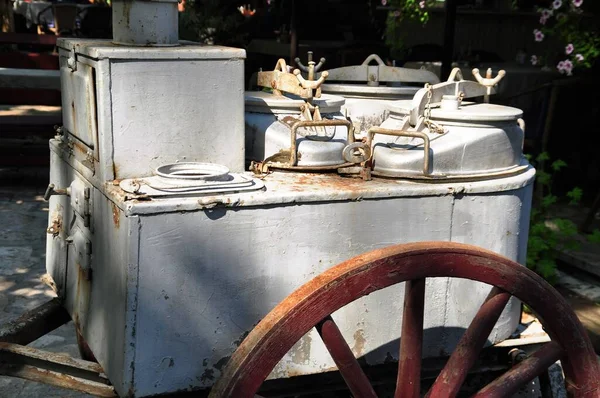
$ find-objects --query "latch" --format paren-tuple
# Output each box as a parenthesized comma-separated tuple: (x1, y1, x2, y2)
(66, 228, 92, 281)
(44, 184, 70, 200)
(45, 181, 92, 228)
(67, 47, 77, 71)
(70, 180, 91, 228)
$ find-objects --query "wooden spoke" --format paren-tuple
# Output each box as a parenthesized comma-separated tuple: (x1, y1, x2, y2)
(315, 316, 377, 398)
(426, 287, 511, 398)
(472, 341, 563, 398)
(209, 243, 600, 398)
(396, 278, 426, 398)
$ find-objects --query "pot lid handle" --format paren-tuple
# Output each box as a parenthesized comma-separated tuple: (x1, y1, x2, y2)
(408, 67, 506, 126)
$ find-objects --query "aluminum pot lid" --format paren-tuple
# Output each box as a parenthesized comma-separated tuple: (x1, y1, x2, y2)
(430, 103, 523, 122)
(244, 91, 345, 114)
(387, 101, 523, 122)
(320, 83, 420, 99)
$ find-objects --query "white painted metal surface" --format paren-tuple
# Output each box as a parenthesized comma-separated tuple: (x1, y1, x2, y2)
(56, 38, 246, 180)
(47, 137, 533, 396)
(47, 33, 535, 397)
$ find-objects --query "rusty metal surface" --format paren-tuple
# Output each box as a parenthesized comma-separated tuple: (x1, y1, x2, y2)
(396, 278, 425, 398)
(315, 316, 377, 397)
(208, 242, 600, 397)
(427, 287, 511, 397)
(0, 342, 115, 397)
(472, 341, 563, 397)
(0, 297, 71, 345)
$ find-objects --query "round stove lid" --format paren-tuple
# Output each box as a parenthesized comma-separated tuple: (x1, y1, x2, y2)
(320, 83, 420, 99)
(244, 91, 345, 114)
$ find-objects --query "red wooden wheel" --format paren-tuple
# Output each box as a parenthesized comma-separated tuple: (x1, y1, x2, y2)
(209, 242, 600, 398)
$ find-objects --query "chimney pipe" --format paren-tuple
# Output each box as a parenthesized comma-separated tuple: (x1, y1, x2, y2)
(112, 0, 179, 46)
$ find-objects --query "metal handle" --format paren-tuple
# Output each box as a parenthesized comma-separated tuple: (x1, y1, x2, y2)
(44, 184, 70, 201)
(472, 68, 506, 102)
(293, 69, 329, 91)
(295, 51, 326, 81)
(361, 54, 386, 66)
(366, 127, 431, 175)
(289, 119, 353, 166)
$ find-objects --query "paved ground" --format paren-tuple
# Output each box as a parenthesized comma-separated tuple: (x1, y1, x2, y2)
(0, 186, 88, 397)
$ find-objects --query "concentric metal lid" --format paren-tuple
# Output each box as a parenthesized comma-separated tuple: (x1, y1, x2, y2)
(430, 103, 523, 122)
(244, 91, 345, 114)
(386, 101, 523, 122)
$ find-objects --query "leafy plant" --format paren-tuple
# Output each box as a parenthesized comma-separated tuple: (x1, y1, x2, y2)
(179, 0, 249, 47)
(526, 152, 599, 284)
(526, 153, 580, 283)
(380, 0, 436, 59)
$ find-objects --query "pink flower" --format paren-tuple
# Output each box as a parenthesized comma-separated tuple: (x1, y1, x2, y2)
(563, 59, 573, 75)
(533, 29, 545, 42)
(540, 15, 548, 25)
(575, 53, 584, 62)
(531, 55, 539, 65)
(572, 0, 583, 7)
(558, 60, 573, 75)
(393, 10, 401, 17)
(541, 9, 553, 18)
(552, 0, 562, 9)
(565, 43, 574, 54)
(381, 0, 387, 5)
(419, 0, 426, 8)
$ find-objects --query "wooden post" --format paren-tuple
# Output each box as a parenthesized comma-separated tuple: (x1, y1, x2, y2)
(1, 0, 15, 33)
(441, 0, 457, 81)
(289, 0, 297, 67)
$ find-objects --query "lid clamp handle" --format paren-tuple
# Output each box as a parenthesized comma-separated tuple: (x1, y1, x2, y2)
(295, 51, 326, 81)
(471, 68, 506, 103)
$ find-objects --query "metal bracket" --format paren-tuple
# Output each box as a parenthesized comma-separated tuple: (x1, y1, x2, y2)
(321, 53, 440, 86)
(257, 58, 329, 100)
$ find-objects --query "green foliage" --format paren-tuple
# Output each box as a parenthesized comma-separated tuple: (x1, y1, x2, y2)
(382, 0, 435, 59)
(526, 152, 582, 285)
(179, 0, 249, 48)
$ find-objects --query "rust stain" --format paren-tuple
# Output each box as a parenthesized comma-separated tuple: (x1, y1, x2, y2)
(351, 329, 366, 357)
(111, 202, 120, 228)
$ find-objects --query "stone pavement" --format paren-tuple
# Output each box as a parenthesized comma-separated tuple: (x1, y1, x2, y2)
(0, 186, 88, 397)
